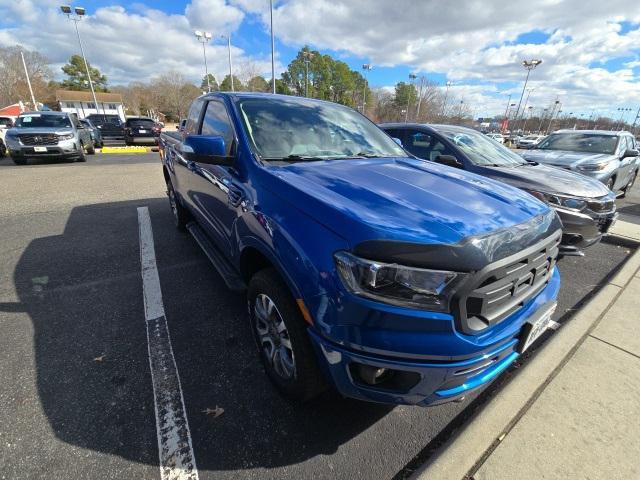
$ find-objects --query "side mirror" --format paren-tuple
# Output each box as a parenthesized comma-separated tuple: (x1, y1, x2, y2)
(178, 119, 187, 131)
(182, 135, 233, 166)
(436, 154, 463, 168)
(622, 149, 639, 159)
(392, 137, 403, 146)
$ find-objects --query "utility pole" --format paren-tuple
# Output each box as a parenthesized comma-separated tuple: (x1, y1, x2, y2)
(270, 0, 276, 94)
(220, 34, 234, 92)
(406, 73, 417, 122)
(442, 81, 452, 118)
(513, 59, 542, 130)
(20, 51, 38, 111)
(415, 76, 426, 120)
(302, 50, 314, 97)
(361, 64, 372, 115)
(631, 107, 640, 136)
(60, 5, 104, 119)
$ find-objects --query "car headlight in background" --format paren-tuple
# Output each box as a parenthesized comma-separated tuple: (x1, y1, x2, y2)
(527, 191, 587, 211)
(334, 251, 464, 311)
(577, 162, 609, 172)
(58, 133, 75, 141)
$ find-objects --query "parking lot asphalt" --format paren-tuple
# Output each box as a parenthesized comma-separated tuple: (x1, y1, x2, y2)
(0, 153, 635, 480)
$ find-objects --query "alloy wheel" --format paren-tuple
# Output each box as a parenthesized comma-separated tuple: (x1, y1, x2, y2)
(254, 293, 296, 380)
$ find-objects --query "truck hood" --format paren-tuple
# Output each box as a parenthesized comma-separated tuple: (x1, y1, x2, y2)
(520, 149, 615, 168)
(477, 163, 610, 198)
(264, 157, 551, 247)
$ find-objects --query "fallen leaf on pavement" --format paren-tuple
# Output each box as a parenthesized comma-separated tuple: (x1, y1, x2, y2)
(201, 407, 224, 418)
(93, 355, 106, 362)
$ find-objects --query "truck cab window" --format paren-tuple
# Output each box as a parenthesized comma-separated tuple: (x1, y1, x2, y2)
(201, 100, 235, 156)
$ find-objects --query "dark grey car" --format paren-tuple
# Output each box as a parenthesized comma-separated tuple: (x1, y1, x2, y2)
(381, 123, 616, 256)
(519, 130, 639, 196)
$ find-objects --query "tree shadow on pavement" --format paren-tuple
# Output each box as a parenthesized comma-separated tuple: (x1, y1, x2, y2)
(8, 198, 391, 474)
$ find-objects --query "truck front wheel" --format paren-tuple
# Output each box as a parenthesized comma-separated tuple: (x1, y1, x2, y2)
(248, 268, 326, 402)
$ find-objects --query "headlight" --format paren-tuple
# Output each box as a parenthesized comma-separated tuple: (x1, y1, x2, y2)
(528, 191, 586, 211)
(58, 133, 74, 141)
(578, 162, 609, 171)
(334, 251, 464, 311)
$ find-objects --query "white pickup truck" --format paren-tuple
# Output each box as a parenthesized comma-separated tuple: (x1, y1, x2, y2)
(0, 116, 15, 157)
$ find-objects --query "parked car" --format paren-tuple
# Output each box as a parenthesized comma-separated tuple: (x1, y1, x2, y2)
(4, 111, 95, 165)
(381, 123, 616, 256)
(0, 116, 13, 157)
(159, 93, 562, 406)
(124, 117, 161, 145)
(85, 114, 124, 142)
(517, 134, 546, 149)
(485, 132, 504, 143)
(520, 130, 639, 196)
(79, 118, 103, 149)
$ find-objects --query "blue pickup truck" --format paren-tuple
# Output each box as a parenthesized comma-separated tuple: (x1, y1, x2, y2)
(158, 93, 562, 406)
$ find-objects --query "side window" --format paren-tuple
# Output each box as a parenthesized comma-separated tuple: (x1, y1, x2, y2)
(384, 129, 405, 146)
(201, 100, 235, 156)
(404, 130, 454, 162)
(185, 98, 205, 135)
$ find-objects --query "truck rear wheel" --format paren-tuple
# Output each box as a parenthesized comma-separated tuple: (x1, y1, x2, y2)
(248, 268, 326, 402)
(166, 179, 189, 230)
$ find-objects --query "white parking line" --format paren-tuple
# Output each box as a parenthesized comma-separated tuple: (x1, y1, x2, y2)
(137, 206, 199, 480)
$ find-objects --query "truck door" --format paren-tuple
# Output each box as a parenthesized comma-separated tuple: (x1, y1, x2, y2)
(183, 99, 242, 253)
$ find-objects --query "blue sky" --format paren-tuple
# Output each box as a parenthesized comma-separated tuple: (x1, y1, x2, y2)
(1, 0, 639, 118)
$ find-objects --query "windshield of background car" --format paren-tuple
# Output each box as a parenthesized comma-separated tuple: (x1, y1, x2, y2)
(87, 115, 121, 125)
(127, 119, 156, 127)
(236, 97, 406, 161)
(439, 128, 527, 166)
(0, 118, 13, 127)
(15, 114, 72, 128)
(536, 133, 618, 154)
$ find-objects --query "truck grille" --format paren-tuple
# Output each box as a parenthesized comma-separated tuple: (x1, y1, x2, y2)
(454, 231, 561, 334)
(18, 134, 59, 146)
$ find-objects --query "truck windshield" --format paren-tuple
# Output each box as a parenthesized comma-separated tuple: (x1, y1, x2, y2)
(15, 114, 72, 128)
(236, 97, 406, 161)
(439, 128, 528, 166)
(536, 133, 618, 154)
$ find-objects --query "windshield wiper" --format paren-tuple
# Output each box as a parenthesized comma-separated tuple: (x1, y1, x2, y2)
(263, 154, 324, 162)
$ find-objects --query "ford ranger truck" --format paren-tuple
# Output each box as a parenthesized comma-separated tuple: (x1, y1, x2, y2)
(159, 93, 562, 406)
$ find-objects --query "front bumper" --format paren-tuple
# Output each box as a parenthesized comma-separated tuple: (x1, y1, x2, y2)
(555, 207, 617, 254)
(308, 268, 560, 406)
(8, 142, 82, 160)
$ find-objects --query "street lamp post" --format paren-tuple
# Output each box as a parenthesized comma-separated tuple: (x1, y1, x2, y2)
(546, 99, 561, 134)
(220, 34, 234, 92)
(442, 81, 452, 118)
(518, 87, 534, 132)
(406, 73, 417, 122)
(361, 63, 372, 115)
(20, 51, 38, 111)
(194, 31, 212, 92)
(269, 0, 276, 94)
(60, 5, 103, 118)
(513, 59, 542, 132)
(302, 50, 314, 97)
(521, 105, 534, 133)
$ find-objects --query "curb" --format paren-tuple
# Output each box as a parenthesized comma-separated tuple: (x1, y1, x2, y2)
(98, 146, 157, 154)
(411, 223, 640, 480)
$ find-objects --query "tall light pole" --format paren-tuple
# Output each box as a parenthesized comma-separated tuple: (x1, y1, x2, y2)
(362, 63, 372, 115)
(269, 0, 276, 94)
(220, 34, 234, 92)
(60, 5, 103, 118)
(415, 76, 426, 120)
(546, 99, 561, 134)
(302, 50, 314, 97)
(406, 73, 417, 122)
(521, 105, 534, 132)
(537, 107, 549, 133)
(513, 59, 542, 131)
(442, 81, 452, 117)
(631, 107, 640, 135)
(20, 51, 38, 111)
(194, 31, 212, 92)
(518, 87, 534, 131)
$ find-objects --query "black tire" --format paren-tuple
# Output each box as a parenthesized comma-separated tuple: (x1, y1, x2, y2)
(87, 143, 96, 155)
(11, 156, 27, 165)
(76, 142, 87, 162)
(166, 179, 189, 230)
(0, 141, 6, 158)
(621, 170, 637, 198)
(606, 177, 614, 191)
(248, 268, 326, 402)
